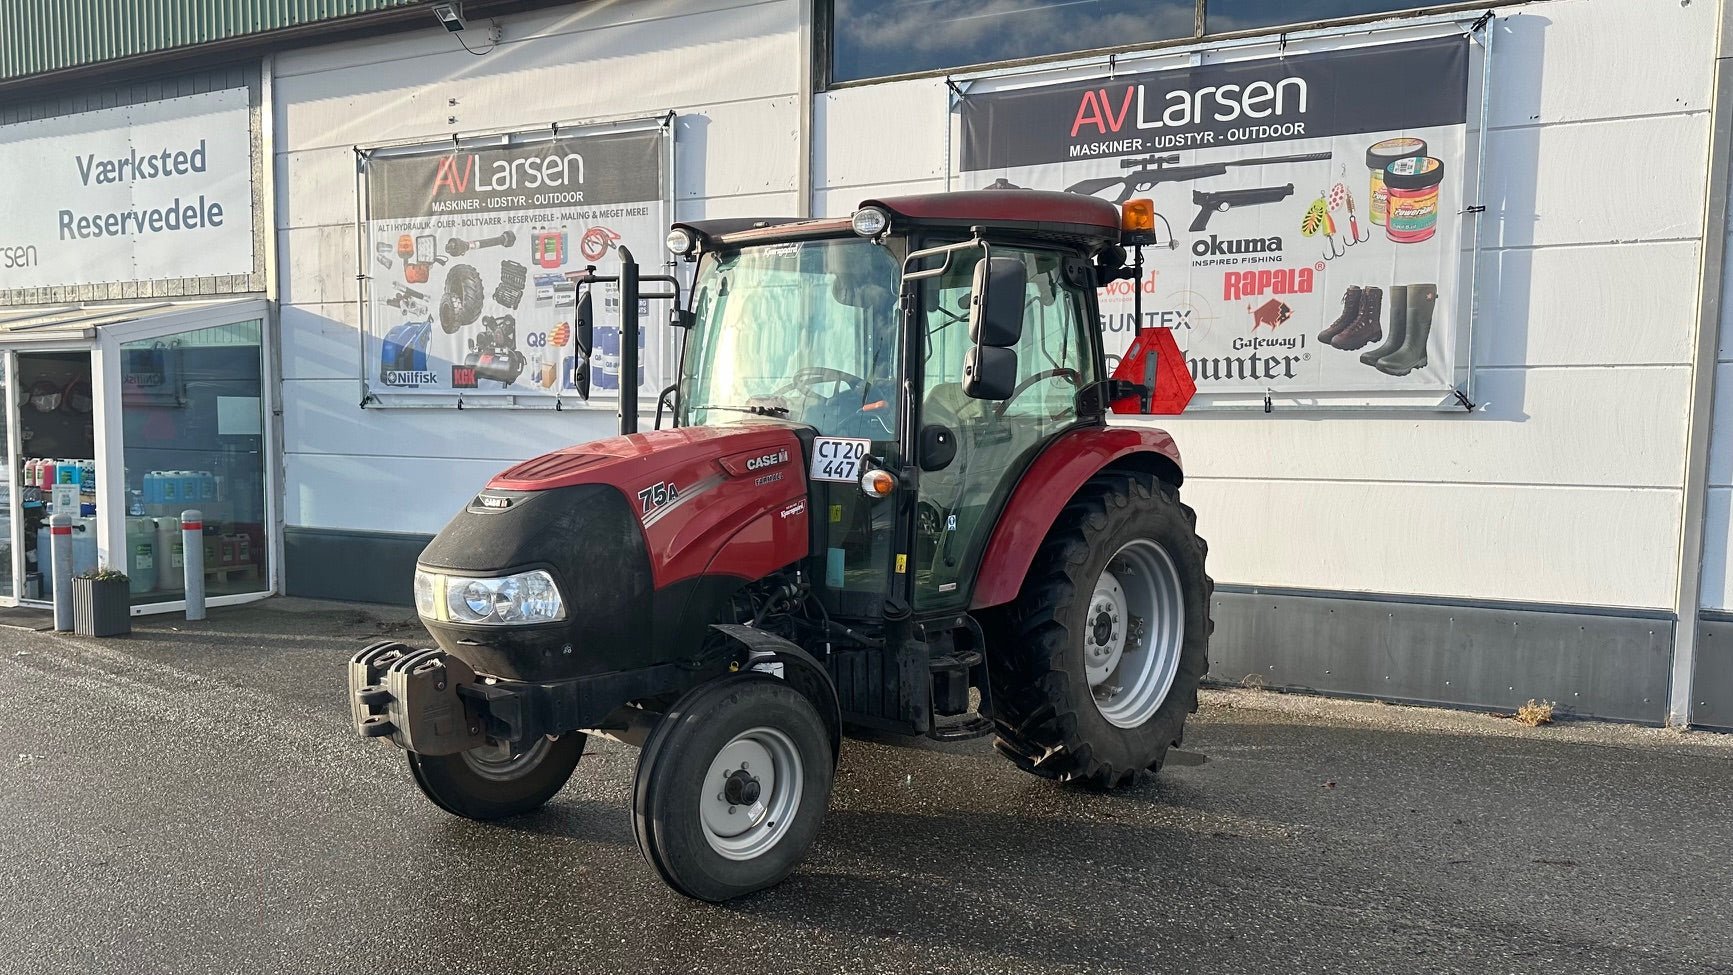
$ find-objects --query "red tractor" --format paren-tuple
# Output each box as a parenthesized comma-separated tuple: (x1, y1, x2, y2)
(349, 190, 1211, 901)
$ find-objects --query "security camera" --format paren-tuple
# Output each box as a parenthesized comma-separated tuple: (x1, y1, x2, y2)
(431, 1, 466, 32)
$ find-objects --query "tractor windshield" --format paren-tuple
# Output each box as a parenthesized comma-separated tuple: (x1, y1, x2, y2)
(678, 237, 901, 439)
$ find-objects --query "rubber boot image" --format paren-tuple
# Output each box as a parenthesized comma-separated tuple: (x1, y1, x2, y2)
(1318, 286, 1362, 343)
(1329, 286, 1383, 350)
(1360, 285, 1409, 365)
(1376, 284, 1438, 376)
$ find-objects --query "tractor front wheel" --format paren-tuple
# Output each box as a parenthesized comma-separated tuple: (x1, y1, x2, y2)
(407, 734, 585, 820)
(633, 673, 833, 902)
(990, 472, 1212, 788)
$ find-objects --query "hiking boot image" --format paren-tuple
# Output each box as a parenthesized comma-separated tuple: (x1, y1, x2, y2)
(1328, 286, 1382, 351)
(1375, 284, 1438, 376)
(1360, 285, 1409, 366)
(1318, 286, 1362, 343)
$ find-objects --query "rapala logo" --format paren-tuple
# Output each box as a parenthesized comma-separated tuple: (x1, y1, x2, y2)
(746, 449, 789, 472)
(1193, 234, 1283, 257)
(433, 151, 585, 196)
(383, 370, 438, 386)
(1071, 78, 1309, 137)
(1223, 266, 1315, 302)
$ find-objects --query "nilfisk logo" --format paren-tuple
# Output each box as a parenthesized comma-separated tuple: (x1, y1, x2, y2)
(383, 370, 438, 386)
(432, 151, 585, 196)
(745, 449, 789, 472)
(1193, 234, 1283, 257)
(1222, 266, 1315, 302)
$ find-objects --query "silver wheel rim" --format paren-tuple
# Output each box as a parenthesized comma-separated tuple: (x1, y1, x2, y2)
(460, 736, 551, 782)
(1087, 538, 1186, 729)
(699, 727, 803, 861)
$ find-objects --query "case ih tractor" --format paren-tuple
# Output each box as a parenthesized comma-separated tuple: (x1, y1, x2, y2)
(349, 189, 1211, 902)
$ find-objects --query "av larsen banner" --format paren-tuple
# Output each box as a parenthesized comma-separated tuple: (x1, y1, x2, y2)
(959, 36, 1475, 403)
(0, 88, 254, 290)
(361, 125, 668, 401)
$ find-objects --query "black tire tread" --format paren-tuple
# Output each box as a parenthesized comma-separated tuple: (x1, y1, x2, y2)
(990, 472, 1213, 788)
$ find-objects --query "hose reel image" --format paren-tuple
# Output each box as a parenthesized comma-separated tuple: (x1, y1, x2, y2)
(439, 264, 486, 334)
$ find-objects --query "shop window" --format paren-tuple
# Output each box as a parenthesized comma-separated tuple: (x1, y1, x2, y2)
(1206, 0, 1442, 33)
(828, 0, 1196, 83)
(119, 320, 267, 605)
(827, 0, 1491, 83)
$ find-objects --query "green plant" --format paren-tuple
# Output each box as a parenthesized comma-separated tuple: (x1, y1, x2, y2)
(75, 565, 129, 583)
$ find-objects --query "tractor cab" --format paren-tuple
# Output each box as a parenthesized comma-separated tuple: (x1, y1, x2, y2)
(664, 191, 1179, 624)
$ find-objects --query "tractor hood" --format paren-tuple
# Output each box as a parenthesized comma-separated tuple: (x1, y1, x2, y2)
(415, 423, 811, 682)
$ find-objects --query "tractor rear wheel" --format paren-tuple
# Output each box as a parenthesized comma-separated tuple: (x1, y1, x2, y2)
(407, 734, 585, 820)
(989, 472, 1212, 788)
(633, 673, 833, 902)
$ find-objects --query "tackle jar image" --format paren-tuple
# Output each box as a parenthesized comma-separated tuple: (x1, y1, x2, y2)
(1383, 155, 1445, 243)
(1365, 137, 1428, 226)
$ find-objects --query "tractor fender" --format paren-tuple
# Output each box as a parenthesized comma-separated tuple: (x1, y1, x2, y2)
(969, 425, 1183, 610)
(709, 623, 843, 763)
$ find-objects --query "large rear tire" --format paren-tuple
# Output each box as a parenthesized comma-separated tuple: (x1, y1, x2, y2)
(407, 734, 585, 820)
(633, 673, 833, 902)
(989, 472, 1212, 788)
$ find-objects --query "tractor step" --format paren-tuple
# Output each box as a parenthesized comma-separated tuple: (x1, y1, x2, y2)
(928, 713, 994, 741)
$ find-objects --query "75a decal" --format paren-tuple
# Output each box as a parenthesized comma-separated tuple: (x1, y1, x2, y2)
(637, 481, 680, 518)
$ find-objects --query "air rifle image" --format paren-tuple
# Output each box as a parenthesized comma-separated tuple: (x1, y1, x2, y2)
(1191, 183, 1294, 232)
(1067, 151, 1332, 203)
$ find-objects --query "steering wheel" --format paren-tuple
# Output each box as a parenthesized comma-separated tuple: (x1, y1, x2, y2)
(996, 367, 1081, 418)
(773, 365, 870, 399)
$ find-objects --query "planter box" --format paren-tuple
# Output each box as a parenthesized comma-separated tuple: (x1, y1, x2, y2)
(73, 577, 131, 637)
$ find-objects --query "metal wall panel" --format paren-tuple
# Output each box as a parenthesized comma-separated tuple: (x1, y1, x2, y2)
(1692, 615, 1733, 729)
(1208, 588, 1675, 724)
(0, 1, 424, 80)
(284, 526, 431, 605)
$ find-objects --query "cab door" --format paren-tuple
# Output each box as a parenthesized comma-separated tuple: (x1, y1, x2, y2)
(911, 244, 1100, 611)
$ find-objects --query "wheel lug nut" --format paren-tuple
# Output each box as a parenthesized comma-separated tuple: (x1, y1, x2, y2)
(728, 806, 737, 814)
(741, 762, 749, 770)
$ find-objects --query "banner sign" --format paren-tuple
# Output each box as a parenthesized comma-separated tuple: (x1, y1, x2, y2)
(361, 125, 668, 401)
(0, 88, 254, 290)
(959, 36, 1474, 404)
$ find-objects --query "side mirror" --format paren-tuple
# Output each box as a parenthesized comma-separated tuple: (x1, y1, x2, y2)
(918, 424, 958, 471)
(963, 345, 1018, 400)
(572, 289, 594, 400)
(967, 256, 1027, 348)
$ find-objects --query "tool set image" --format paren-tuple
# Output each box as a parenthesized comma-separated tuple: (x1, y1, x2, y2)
(373, 221, 639, 394)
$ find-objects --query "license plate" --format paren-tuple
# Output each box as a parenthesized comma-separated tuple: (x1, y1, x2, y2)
(810, 437, 871, 482)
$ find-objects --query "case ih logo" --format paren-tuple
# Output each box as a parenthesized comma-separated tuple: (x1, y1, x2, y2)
(1222, 266, 1315, 302)
(433, 151, 585, 195)
(745, 449, 789, 472)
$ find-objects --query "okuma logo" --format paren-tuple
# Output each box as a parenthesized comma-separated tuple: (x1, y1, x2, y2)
(1193, 234, 1284, 257)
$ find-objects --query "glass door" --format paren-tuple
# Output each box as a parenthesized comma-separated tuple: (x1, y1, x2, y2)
(117, 318, 268, 606)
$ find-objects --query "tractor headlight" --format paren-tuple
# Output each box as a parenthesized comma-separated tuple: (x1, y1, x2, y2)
(665, 227, 697, 258)
(413, 568, 566, 625)
(851, 206, 889, 238)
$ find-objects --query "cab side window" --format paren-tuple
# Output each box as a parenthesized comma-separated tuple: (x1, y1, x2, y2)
(914, 245, 1098, 609)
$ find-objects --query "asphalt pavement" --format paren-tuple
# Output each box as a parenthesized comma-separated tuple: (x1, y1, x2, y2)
(1, 598, 1730, 975)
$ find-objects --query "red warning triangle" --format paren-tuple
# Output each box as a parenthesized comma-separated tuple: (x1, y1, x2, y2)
(1110, 328, 1195, 415)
